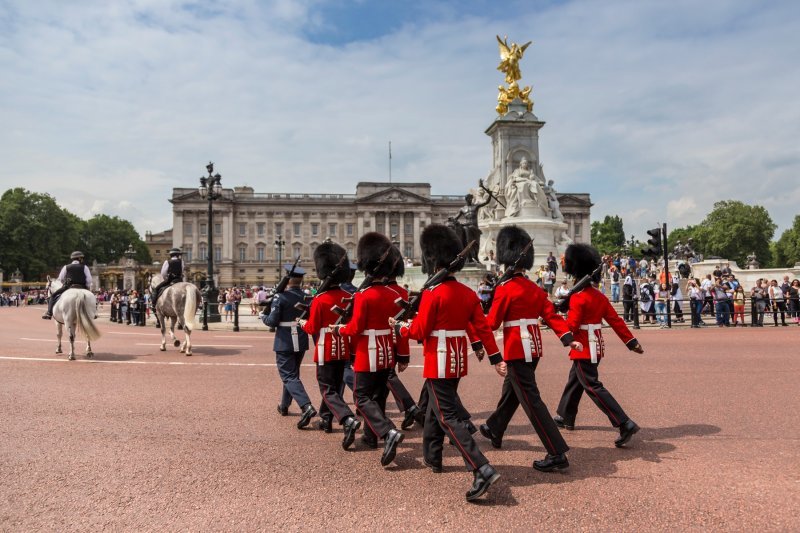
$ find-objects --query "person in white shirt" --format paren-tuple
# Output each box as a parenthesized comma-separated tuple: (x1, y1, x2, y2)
(769, 279, 788, 326)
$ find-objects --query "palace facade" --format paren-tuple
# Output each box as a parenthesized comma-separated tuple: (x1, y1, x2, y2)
(148, 182, 591, 287)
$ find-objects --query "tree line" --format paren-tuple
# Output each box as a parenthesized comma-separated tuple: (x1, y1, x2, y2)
(0, 188, 152, 281)
(590, 200, 800, 268)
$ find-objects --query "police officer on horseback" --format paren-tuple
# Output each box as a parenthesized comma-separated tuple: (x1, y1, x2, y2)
(42, 251, 93, 319)
(151, 247, 185, 311)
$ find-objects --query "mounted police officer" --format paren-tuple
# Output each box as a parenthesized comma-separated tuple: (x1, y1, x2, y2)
(260, 265, 317, 429)
(151, 247, 185, 311)
(42, 251, 93, 320)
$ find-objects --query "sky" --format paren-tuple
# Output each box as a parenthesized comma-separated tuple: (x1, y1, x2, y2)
(2, 0, 799, 242)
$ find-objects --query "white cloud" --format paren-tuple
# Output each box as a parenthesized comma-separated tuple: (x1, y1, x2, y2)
(2, 0, 799, 243)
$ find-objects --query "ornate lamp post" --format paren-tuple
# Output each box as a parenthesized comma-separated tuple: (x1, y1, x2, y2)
(198, 162, 223, 329)
(274, 238, 286, 282)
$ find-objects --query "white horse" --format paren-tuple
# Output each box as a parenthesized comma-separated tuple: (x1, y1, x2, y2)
(47, 277, 101, 360)
(150, 274, 201, 355)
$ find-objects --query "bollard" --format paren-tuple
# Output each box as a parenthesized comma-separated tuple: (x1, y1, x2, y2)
(202, 293, 209, 331)
(666, 295, 672, 328)
(233, 301, 240, 332)
(632, 297, 640, 329)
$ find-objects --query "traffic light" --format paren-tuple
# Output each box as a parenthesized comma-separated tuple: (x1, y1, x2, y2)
(642, 227, 662, 257)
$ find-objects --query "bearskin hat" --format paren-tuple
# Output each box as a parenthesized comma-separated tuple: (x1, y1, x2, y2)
(356, 232, 393, 277)
(564, 243, 602, 282)
(388, 245, 405, 278)
(313, 241, 350, 284)
(495, 225, 534, 270)
(421, 224, 464, 273)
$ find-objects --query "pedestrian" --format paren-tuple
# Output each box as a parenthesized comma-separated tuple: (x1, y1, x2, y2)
(609, 266, 621, 303)
(554, 243, 645, 448)
(260, 265, 316, 429)
(622, 274, 636, 322)
(687, 279, 704, 328)
(479, 225, 582, 473)
(751, 279, 768, 327)
(297, 241, 361, 448)
(768, 279, 788, 326)
(655, 283, 669, 328)
(732, 285, 746, 326)
(712, 279, 731, 327)
(391, 224, 503, 501)
(639, 277, 655, 324)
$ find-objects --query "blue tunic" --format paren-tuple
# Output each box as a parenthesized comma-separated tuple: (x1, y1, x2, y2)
(261, 287, 310, 352)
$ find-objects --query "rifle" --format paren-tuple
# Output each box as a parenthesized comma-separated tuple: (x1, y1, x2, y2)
(293, 254, 349, 320)
(481, 239, 533, 313)
(331, 246, 393, 326)
(261, 255, 301, 307)
(394, 240, 476, 322)
(554, 262, 604, 313)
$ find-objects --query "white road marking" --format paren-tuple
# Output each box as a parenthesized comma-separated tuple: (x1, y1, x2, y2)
(20, 337, 57, 342)
(0, 355, 424, 369)
(134, 343, 254, 348)
(213, 335, 267, 339)
(107, 331, 163, 336)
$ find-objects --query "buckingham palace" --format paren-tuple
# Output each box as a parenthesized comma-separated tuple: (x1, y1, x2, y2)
(146, 181, 591, 287)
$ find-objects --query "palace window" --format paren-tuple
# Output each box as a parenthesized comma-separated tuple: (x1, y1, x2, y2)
(199, 245, 208, 261)
(346, 223, 354, 237)
(214, 246, 221, 262)
(293, 223, 301, 237)
(257, 223, 265, 237)
(275, 222, 284, 238)
(405, 222, 412, 234)
(293, 244, 301, 257)
(239, 246, 247, 262)
(184, 246, 192, 262)
(328, 223, 337, 237)
(214, 223, 222, 236)
(405, 243, 413, 259)
(390, 222, 398, 237)
(311, 223, 319, 237)
(239, 223, 246, 237)
(256, 246, 265, 262)
(184, 223, 193, 236)
(200, 223, 207, 236)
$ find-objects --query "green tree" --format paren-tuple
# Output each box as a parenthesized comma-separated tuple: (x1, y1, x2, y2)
(80, 214, 152, 265)
(590, 215, 625, 254)
(692, 200, 776, 267)
(0, 188, 82, 280)
(773, 215, 800, 267)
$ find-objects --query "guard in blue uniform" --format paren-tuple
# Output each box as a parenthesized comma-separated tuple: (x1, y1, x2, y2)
(151, 248, 184, 311)
(42, 250, 93, 319)
(261, 265, 316, 429)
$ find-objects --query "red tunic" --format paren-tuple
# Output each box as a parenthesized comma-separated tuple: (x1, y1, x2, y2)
(399, 278, 500, 379)
(566, 286, 636, 362)
(486, 274, 573, 362)
(339, 284, 398, 372)
(300, 288, 351, 364)
(385, 281, 411, 361)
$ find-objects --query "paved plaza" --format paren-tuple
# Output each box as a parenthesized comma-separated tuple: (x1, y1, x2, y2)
(1, 305, 798, 531)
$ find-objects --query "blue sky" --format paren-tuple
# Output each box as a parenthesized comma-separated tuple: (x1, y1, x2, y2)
(1, 0, 799, 242)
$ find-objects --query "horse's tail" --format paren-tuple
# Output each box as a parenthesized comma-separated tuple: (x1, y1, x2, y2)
(77, 291, 102, 341)
(183, 285, 199, 332)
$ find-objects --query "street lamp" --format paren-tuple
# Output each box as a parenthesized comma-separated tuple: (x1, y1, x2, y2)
(274, 238, 286, 282)
(198, 161, 223, 329)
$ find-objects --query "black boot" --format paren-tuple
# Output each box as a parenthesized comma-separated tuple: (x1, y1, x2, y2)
(479, 424, 502, 449)
(466, 464, 500, 502)
(341, 416, 361, 450)
(316, 418, 332, 433)
(615, 419, 640, 447)
(553, 415, 575, 430)
(380, 429, 404, 466)
(276, 404, 288, 416)
(401, 405, 420, 430)
(297, 404, 317, 429)
(533, 453, 569, 472)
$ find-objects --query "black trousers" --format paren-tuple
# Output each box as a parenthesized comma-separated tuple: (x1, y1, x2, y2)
(772, 301, 787, 325)
(622, 298, 635, 321)
(386, 367, 416, 412)
(556, 359, 629, 428)
(424, 379, 488, 471)
(354, 370, 395, 442)
(485, 359, 568, 455)
(417, 381, 473, 428)
(317, 360, 354, 424)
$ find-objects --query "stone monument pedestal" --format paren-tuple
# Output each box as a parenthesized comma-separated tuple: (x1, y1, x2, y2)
(482, 216, 569, 271)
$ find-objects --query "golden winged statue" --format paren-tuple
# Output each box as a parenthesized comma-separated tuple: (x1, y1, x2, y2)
(496, 35, 534, 114)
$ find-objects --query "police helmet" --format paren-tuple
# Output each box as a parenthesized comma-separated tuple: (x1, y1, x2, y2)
(168, 247, 182, 256)
(70, 251, 85, 260)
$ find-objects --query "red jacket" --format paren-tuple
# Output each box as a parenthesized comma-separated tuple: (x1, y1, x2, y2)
(300, 288, 351, 364)
(385, 281, 411, 359)
(486, 274, 574, 362)
(339, 284, 398, 372)
(566, 286, 637, 362)
(399, 278, 499, 379)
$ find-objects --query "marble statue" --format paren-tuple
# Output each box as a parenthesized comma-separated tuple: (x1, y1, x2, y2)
(504, 158, 549, 218)
(544, 179, 563, 221)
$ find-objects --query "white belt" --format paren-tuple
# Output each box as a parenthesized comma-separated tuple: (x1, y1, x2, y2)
(431, 329, 467, 378)
(317, 327, 330, 366)
(580, 323, 603, 363)
(366, 329, 391, 372)
(279, 321, 300, 352)
(503, 319, 540, 362)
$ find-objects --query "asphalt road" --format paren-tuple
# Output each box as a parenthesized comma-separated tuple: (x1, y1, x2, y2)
(1, 305, 798, 531)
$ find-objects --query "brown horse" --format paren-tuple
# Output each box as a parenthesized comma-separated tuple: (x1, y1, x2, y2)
(150, 275, 201, 355)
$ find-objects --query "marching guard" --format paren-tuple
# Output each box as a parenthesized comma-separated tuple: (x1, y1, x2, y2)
(392, 224, 504, 502)
(261, 264, 317, 429)
(480, 226, 583, 472)
(384, 247, 424, 430)
(554, 243, 645, 447)
(297, 242, 361, 449)
(334, 233, 406, 467)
